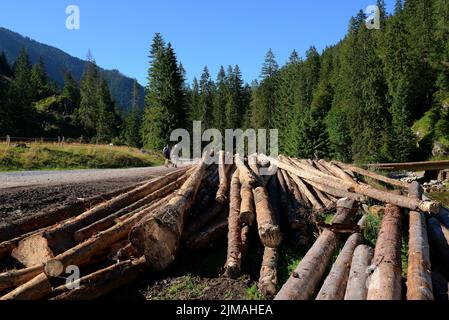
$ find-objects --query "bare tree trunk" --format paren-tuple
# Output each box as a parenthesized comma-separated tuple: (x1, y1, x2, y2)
(333, 161, 409, 189)
(50, 258, 146, 300)
(275, 199, 358, 300)
(427, 218, 449, 269)
(258, 247, 278, 298)
(216, 151, 231, 203)
(407, 182, 434, 300)
(129, 158, 208, 272)
(264, 155, 439, 214)
(316, 216, 366, 300)
(344, 245, 374, 300)
(367, 203, 403, 300)
(225, 169, 243, 279)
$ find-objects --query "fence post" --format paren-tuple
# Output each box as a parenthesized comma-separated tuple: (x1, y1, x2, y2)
(62, 136, 65, 147)
(6, 135, 10, 146)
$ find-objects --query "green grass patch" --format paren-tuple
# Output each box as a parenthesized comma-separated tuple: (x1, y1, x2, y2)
(363, 213, 383, 248)
(0, 144, 164, 171)
(277, 244, 309, 287)
(246, 284, 265, 300)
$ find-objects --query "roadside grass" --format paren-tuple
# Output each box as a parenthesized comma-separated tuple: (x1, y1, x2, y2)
(0, 143, 164, 171)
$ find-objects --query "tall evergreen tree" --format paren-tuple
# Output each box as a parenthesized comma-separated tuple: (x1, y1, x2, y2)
(62, 71, 80, 108)
(199, 66, 215, 129)
(141, 34, 187, 149)
(213, 66, 227, 132)
(122, 79, 142, 147)
(78, 52, 100, 135)
(30, 57, 48, 99)
(96, 80, 117, 143)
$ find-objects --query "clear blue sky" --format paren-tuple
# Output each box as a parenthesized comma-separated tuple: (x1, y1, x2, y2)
(0, 0, 395, 86)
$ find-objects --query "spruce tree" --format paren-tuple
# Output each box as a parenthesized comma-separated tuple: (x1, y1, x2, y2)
(141, 34, 187, 149)
(78, 52, 100, 135)
(213, 66, 227, 132)
(96, 80, 117, 143)
(62, 71, 80, 108)
(30, 57, 49, 99)
(199, 66, 215, 129)
(122, 80, 142, 148)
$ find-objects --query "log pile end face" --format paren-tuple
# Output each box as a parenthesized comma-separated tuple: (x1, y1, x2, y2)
(129, 207, 180, 272)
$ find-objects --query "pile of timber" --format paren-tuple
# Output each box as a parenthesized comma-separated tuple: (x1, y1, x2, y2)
(0, 153, 448, 300)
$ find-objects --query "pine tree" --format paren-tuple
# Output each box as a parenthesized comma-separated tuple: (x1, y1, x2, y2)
(96, 80, 117, 143)
(141, 34, 187, 149)
(122, 80, 142, 148)
(62, 71, 80, 108)
(213, 66, 227, 132)
(78, 52, 100, 135)
(188, 77, 201, 122)
(10, 48, 37, 135)
(297, 109, 330, 159)
(251, 50, 279, 130)
(389, 77, 417, 161)
(199, 66, 215, 129)
(30, 57, 49, 99)
(260, 49, 279, 79)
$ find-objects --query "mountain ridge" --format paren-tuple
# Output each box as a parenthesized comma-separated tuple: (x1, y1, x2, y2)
(0, 27, 144, 113)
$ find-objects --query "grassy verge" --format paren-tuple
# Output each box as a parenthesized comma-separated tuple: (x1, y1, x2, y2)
(0, 143, 164, 171)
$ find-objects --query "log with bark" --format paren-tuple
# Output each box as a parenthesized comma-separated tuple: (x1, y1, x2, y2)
(262, 155, 440, 214)
(367, 201, 403, 300)
(406, 182, 434, 300)
(129, 158, 208, 272)
(275, 198, 358, 300)
(427, 218, 449, 269)
(224, 169, 243, 279)
(216, 151, 232, 203)
(316, 216, 366, 300)
(50, 257, 146, 300)
(18, 168, 189, 256)
(333, 160, 409, 189)
(258, 247, 279, 298)
(344, 245, 374, 300)
(0, 182, 145, 243)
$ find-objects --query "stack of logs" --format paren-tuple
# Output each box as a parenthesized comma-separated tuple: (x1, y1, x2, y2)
(0, 152, 448, 300)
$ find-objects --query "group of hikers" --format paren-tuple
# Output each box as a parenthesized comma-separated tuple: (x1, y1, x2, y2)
(163, 144, 180, 168)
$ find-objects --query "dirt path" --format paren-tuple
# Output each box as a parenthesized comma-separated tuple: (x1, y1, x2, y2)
(0, 166, 175, 223)
(0, 166, 174, 189)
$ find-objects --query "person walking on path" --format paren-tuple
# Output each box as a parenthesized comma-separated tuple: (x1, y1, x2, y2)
(163, 145, 171, 168)
(171, 144, 180, 168)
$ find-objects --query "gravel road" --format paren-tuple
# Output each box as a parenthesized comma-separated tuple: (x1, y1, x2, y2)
(0, 166, 174, 189)
(0, 166, 177, 223)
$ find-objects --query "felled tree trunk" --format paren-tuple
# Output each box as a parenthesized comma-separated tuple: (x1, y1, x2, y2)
(0, 265, 43, 293)
(265, 155, 439, 214)
(129, 158, 208, 272)
(316, 216, 366, 300)
(0, 183, 144, 243)
(318, 160, 356, 184)
(333, 161, 409, 189)
(216, 151, 231, 203)
(74, 174, 189, 243)
(367, 202, 403, 300)
(407, 182, 434, 300)
(427, 218, 449, 269)
(224, 169, 243, 279)
(184, 213, 228, 253)
(0, 273, 51, 300)
(42, 168, 189, 253)
(344, 245, 374, 300)
(275, 198, 358, 300)
(50, 257, 146, 300)
(258, 247, 279, 298)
